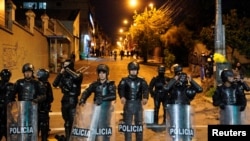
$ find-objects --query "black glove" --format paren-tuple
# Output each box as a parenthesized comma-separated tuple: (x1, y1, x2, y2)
(95, 96, 103, 105)
(150, 92, 155, 98)
(219, 104, 225, 110)
(240, 105, 246, 111)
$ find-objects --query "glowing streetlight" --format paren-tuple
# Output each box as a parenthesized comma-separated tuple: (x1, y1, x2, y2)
(149, 3, 154, 9)
(119, 28, 124, 33)
(129, 0, 137, 8)
(123, 19, 128, 25)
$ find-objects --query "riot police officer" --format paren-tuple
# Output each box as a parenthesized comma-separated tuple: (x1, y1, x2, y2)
(118, 61, 149, 141)
(79, 64, 116, 141)
(212, 69, 247, 124)
(164, 64, 202, 141)
(149, 65, 170, 124)
(0, 69, 15, 140)
(53, 59, 83, 141)
(11, 63, 46, 140)
(37, 69, 54, 141)
(165, 64, 203, 105)
(13, 63, 46, 102)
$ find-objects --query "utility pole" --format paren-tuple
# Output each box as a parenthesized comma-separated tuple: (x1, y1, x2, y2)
(215, 0, 223, 55)
(214, 0, 230, 85)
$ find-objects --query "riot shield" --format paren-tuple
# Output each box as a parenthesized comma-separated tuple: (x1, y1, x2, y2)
(70, 102, 115, 141)
(165, 104, 194, 141)
(7, 101, 38, 141)
(219, 105, 244, 125)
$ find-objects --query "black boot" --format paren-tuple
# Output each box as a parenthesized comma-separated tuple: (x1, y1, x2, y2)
(154, 110, 159, 124)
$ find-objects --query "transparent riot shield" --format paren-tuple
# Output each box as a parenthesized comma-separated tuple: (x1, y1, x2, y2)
(219, 105, 244, 125)
(70, 102, 115, 141)
(7, 101, 38, 141)
(165, 104, 194, 141)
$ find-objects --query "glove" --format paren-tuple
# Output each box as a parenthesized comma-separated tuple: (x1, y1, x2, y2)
(240, 105, 246, 111)
(79, 99, 85, 106)
(95, 97, 102, 105)
(219, 104, 225, 110)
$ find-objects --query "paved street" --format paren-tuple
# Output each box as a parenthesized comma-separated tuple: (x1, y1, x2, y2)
(42, 56, 250, 141)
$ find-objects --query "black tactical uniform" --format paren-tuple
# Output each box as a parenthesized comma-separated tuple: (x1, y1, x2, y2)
(79, 64, 116, 141)
(13, 63, 46, 102)
(118, 61, 149, 141)
(149, 65, 170, 124)
(37, 69, 54, 141)
(53, 59, 83, 141)
(0, 69, 15, 140)
(165, 72, 203, 104)
(164, 65, 202, 141)
(213, 69, 247, 111)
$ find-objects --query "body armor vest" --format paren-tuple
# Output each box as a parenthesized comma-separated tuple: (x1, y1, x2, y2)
(171, 86, 190, 104)
(17, 80, 36, 101)
(125, 78, 141, 100)
(221, 86, 237, 105)
(154, 77, 166, 93)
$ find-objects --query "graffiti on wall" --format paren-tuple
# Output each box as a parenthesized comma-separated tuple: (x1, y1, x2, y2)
(2, 42, 26, 69)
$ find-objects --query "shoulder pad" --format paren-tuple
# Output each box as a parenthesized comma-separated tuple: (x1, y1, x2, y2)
(107, 80, 115, 85)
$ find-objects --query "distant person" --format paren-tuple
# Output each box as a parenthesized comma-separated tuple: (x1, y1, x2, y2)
(189, 51, 199, 77)
(120, 50, 125, 60)
(113, 51, 117, 61)
(199, 52, 208, 82)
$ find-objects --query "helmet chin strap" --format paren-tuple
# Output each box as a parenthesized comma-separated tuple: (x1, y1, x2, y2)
(129, 74, 137, 79)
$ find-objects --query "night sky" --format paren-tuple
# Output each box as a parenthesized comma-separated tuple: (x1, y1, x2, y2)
(91, 0, 166, 43)
(91, 0, 250, 44)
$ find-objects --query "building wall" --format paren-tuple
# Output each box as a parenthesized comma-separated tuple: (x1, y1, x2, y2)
(0, 22, 49, 82)
(0, 1, 81, 82)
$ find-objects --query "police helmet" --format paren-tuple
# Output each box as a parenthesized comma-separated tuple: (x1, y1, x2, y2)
(96, 64, 109, 75)
(179, 72, 188, 84)
(0, 69, 12, 81)
(128, 61, 140, 71)
(37, 68, 49, 81)
(172, 64, 182, 75)
(158, 65, 166, 73)
(22, 63, 34, 73)
(221, 69, 234, 82)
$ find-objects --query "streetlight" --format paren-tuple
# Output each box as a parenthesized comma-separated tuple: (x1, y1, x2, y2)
(129, 0, 138, 8)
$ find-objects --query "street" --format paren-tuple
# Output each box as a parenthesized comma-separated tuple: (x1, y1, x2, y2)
(45, 56, 249, 141)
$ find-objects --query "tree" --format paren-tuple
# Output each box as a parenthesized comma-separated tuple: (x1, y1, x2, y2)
(200, 9, 250, 61)
(223, 9, 250, 60)
(160, 24, 194, 66)
(129, 7, 171, 63)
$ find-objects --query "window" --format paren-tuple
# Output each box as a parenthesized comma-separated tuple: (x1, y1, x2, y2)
(23, 2, 47, 9)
